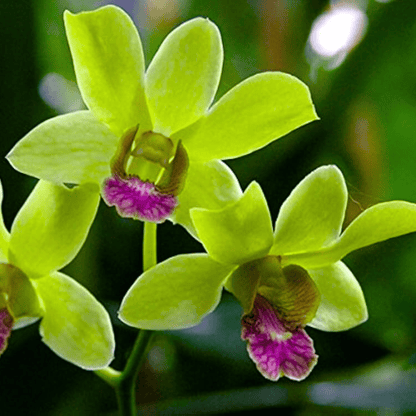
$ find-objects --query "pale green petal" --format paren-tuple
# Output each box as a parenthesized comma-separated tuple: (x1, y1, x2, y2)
(283, 200, 416, 269)
(0, 181, 10, 262)
(270, 165, 347, 256)
(7, 111, 118, 185)
(64, 6, 152, 136)
(329, 201, 416, 261)
(146, 18, 222, 136)
(191, 182, 273, 265)
(176, 72, 318, 162)
(307, 262, 368, 332)
(170, 160, 243, 238)
(34, 272, 115, 370)
(9, 181, 100, 278)
(119, 254, 235, 330)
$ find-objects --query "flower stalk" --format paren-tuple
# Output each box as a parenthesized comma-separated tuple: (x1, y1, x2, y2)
(115, 329, 155, 416)
(95, 222, 157, 415)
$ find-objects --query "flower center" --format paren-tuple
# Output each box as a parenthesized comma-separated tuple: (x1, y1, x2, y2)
(102, 126, 189, 223)
(228, 256, 321, 327)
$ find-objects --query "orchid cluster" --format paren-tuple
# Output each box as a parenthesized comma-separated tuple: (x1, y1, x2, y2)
(3, 4, 416, 413)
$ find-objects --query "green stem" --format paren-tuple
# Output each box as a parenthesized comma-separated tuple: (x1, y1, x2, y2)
(143, 221, 157, 271)
(115, 222, 157, 415)
(115, 329, 155, 415)
(94, 222, 158, 416)
(95, 367, 122, 388)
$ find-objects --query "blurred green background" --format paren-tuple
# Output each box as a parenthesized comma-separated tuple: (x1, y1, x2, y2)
(2, 0, 416, 414)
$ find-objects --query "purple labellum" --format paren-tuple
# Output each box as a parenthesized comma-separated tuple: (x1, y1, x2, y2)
(102, 175, 178, 223)
(0, 308, 13, 355)
(241, 295, 318, 381)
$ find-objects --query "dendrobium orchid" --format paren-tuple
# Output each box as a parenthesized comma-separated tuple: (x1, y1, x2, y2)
(0, 179, 114, 370)
(119, 165, 416, 381)
(6, 5, 317, 232)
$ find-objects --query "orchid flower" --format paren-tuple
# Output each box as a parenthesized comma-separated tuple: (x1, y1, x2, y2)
(118, 165, 416, 381)
(0, 180, 114, 370)
(7, 5, 317, 234)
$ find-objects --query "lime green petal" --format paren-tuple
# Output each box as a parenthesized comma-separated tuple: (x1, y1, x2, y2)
(7, 111, 118, 185)
(146, 18, 222, 136)
(191, 182, 273, 265)
(9, 181, 100, 278)
(170, 160, 243, 238)
(34, 272, 115, 369)
(119, 254, 234, 330)
(329, 201, 416, 261)
(177, 72, 318, 162)
(270, 165, 347, 256)
(284, 201, 416, 268)
(307, 262, 368, 332)
(0, 181, 9, 262)
(64, 6, 152, 136)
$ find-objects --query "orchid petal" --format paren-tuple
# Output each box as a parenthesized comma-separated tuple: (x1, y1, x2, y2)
(176, 72, 318, 162)
(9, 181, 99, 278)
(34, 271, 115, 369)
(171, 160, 243, 238)
(7, 111, 118, 185)
(119, 254, 234, 330)
(0, 308, 13, 355)
(308, 262, 368, 332)
(293, 200, 416, 269)
(331, 201, 416, 261)
(146, 18, 222, 136)
(271, 165, 347, 256)
(64, 6, 151, 136)
(191, 182, 273, 265)
(242, 295, 318, 381)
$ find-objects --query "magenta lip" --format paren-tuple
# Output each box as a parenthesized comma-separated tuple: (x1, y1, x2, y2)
(241, 295, 318, 381)
(0, 308, 13, 355)
(102, 175, 178, 223)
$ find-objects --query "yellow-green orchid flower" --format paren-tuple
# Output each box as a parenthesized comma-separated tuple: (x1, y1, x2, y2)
(118, 165, 416, 381)
(7, 5, 317, 234)
(0, 180, 114, 370)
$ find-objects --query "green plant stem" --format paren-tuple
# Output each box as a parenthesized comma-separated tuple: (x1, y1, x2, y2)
(115, 222, 157, 415)
(143, 221, 157, 271)
(94, 222, 157, 416)
(115, 329, 155, 415)
(95, 367, 122, 388)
